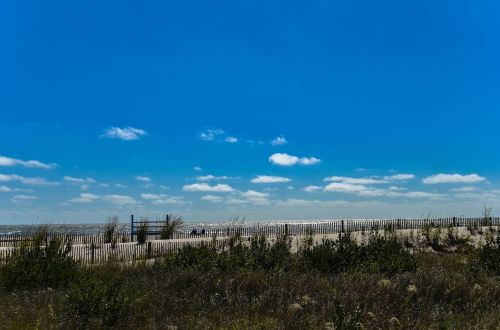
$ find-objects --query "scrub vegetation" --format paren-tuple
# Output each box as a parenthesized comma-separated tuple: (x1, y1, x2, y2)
(0, 223, 499, 329)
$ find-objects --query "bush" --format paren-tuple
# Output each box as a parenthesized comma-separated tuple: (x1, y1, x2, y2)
(1, 235, 79, 291)
(469, 237, 500, 275)
(299, 233, 416, 274)
(64, 271, 139, 327)
(157, 234, 294, 272)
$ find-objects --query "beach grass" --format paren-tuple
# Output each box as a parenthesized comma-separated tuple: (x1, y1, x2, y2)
(0, 228, 499, 329)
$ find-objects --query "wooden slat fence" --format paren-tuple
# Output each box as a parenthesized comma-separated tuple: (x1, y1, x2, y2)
(1, 217, 499, 264)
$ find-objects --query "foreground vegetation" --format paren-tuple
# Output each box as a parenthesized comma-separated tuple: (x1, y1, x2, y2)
(0, 226, 499, 329)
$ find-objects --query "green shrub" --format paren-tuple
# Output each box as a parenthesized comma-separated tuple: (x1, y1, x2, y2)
(299, 234, 362, 274)
(1, 236, 78, 291)
(252, 234, 293, 271)
(64, 272, 139, 327)
(299, 233, 416, 275)
(469, 237, 500, 275)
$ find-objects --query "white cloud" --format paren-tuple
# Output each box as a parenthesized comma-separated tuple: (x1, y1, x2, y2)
(268, 153, 298, 166)
(269, 153, 320, 166)
(68, 193, 137, 205)
(388, 186, 407, 191)
(251, 175, 291, 184)
(299, 157, 321, 165)
(194, 166, 202, 171)
(10, 194, 38, 202)
(64, 176, 96, 184)
(199, 128, 225, 141)
(69, 193, 100, 203)
(151, 197, 185, 205)
(304, 185, 322, 192)
(0, 155, 56, 169)
(323, 181, 446, 200)
(196, 175, 231, 181)
(140, 193, 185, 205)
(101, 194, 138, 205)
(451, 186, 479, 193)
(324, 182, 369, 193)
(221, 190, 271, 205)
(201, 194, 223, 203)
(271, 135, 288, 146)
(0, 174, 59, 186)
(242, 190, 270, 199)
(383, 174, 415, 181)
(101, 126, 147, 141)
(225, 136, 238, 143)
(239, 190, 271, 205)
(182, 183, 234, 192)
(0, 185, 21, 192)
(141, 193, 166, 200)
(423, 173, 486, 184)
(324, 176, 387, 185)
(135, 176, 152, 182)
(115, 184, 127, 188)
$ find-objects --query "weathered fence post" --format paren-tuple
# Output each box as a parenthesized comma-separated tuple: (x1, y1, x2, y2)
(91, 243, 95, 264)
(147, 241, 152, 259)
(130, 214, 134, 242)
(453, 217, 456, 227)
(341, 220, 345, 238)
(285, 224, 289, 237)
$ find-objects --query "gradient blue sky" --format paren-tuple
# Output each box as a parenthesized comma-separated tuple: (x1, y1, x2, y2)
(1, 0, 500, 223)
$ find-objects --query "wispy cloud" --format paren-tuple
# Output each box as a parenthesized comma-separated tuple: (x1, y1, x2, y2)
(323, 182, 446, 199)
(304, 185, 322, 192)
(101, 126, 147, 141)
(422, 173, 486, 184)
(251, 175, 291, 184)
(193, 166, 202, 171)
(196, 175, 232, 181)
(324, 176, 387, 185)
(0, 174, 59, 186)
(269, 153, 320, 166)
(199, 128, 225, 141)
(324, 174, 415, 185)
(69, 193, 100, 203)
(182, 183, 234, 192)
(383, 173, 415, 181)
(451, 186, 479, 193)
(217, 190, 271, 205)
(201, 194, 224, 203)
(64, 176, 96, 184)
(10, 194, 38, 203)
(140, 193, 185, 204)
(0, 155, 56, 169)
(68, 193, 138, 205)
(271, 135, 288, 146)
(199, 128, 240, 144)
(135, 176, 152, 182)
(324, 182, 368, 193)
(0, 185, 31, 193)
(0, 185, 14, 192)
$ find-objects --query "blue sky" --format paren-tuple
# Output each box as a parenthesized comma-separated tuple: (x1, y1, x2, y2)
(1, 0, 500, 223)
